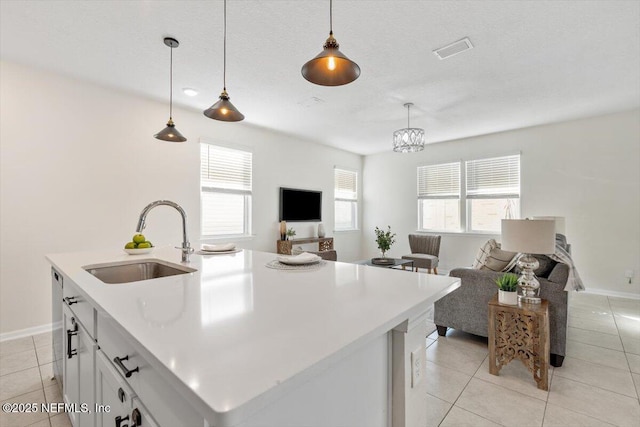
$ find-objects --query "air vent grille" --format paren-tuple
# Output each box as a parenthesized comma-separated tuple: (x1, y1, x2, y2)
(433, 38, 473, 60)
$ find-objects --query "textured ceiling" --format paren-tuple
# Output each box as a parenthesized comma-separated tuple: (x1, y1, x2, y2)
(1, 1, 639, 155)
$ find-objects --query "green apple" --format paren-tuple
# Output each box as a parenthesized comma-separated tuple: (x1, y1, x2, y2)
(132, 234, 146, 244)
(124, 242, 137, 249)
(137, 242, 151, 249)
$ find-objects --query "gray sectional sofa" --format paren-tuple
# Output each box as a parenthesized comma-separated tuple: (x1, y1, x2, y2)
(434, 261, 569, 367)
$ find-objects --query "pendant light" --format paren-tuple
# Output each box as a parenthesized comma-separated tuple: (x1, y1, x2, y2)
(203, 0, 244, 122)
(154, 37, 187, 142)
(301, 0, 360, 86)
(393, 103, 425, 153)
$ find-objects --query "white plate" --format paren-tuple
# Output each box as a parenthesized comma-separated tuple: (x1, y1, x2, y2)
(277, 255, 321, 265)
(201, 244, 236, 252)
(197, 249, 242, 255)
(124, 248, 154, 255)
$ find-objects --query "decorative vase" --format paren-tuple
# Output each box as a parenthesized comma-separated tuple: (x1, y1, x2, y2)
(318, 223, 325, 238)
(279, 221, 287, 241)
(498, 290, 518, 305)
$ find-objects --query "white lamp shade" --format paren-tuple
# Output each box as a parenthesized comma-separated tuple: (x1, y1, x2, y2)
(501, 219, 556, 254)
(531, 216, 565, 235)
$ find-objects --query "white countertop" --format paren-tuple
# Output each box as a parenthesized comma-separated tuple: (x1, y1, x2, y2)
(47, 247, 460, 426)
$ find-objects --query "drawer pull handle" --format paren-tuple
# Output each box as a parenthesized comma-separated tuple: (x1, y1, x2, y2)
(113, 355, 139, 378)
(64, 296, 79, 305)
(117, 387, 126, 403)
(115, 415, 129, 427)
(131, 408, 142, 426)
(66, 323, 78, 359)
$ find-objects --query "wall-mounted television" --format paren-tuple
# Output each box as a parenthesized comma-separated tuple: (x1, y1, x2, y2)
(279, 187, 322, 222)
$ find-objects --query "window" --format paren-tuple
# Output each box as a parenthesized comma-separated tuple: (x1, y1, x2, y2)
(418, 162, 461, 231)
(417, 155, 520, 233)
(466, 155, 520, 233)
(200, 143, 252, 237)
(334, 168, 358, 230)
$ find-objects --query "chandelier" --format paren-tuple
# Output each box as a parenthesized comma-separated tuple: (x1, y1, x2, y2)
(393, 103, 425, 153)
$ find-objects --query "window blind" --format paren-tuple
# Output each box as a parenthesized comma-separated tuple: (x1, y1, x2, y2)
(466, 155, 520, 198)
(417, 162, 460, 199)
(201, 144, 252, 193)
(334, 168, 357, 200)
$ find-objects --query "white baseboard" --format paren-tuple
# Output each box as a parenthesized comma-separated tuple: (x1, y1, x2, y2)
(582, 288, 640, 300)
(0, 323, 52, 343)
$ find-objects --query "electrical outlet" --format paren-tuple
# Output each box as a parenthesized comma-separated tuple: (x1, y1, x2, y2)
(625, 270, 634, 284)
(411, 347, 423, 388)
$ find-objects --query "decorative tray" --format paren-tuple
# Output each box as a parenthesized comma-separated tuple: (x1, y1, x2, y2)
(371, 257, 394, 265)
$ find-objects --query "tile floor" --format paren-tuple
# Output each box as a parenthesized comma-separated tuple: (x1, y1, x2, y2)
(0, 332, 70, 427)
(426, 293, 640, 427)
(0, 293, 638, 426)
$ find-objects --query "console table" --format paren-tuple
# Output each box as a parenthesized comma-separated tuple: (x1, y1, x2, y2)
(488, 295, 550, 390)
(277, 237, 334, 255)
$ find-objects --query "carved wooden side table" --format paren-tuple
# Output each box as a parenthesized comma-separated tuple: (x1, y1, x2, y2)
(488, 295, 550, 391)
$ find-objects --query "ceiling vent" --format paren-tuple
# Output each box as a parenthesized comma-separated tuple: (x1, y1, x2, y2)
(433, 37, 473, 60)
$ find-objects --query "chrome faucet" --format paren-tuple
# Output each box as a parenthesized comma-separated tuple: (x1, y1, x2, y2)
(136, 200, 193, 263)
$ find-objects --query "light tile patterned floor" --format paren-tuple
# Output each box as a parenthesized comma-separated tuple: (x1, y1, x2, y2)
(427, 293, 640, 427)
(0, 293, 638, 426)
(0, 332, 71, 427)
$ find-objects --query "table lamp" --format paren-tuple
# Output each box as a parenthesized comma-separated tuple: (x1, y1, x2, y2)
(501, 219, 556, 303)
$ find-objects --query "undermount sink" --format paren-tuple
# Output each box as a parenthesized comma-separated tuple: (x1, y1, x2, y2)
(83, 259, 196, 284)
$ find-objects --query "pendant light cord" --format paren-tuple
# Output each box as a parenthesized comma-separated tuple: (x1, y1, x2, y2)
(329, 0, 333, 35)
(169, 44, 173, 120)
(407, 104, 410, 128)
(223, 0, 227, 90)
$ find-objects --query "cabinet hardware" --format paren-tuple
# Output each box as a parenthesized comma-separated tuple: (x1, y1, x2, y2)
(113, 355, 139, 378)
(131, 408, 142, 426)
(66, 321, 78, 359)
(115, 415, 129, 427)
(64, 296, 79, 305)
(117, 387, 126, 403)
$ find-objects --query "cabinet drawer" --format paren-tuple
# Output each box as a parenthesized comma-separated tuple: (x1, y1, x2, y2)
(63, 278, 96, 338)
(97, 312, 203, 427)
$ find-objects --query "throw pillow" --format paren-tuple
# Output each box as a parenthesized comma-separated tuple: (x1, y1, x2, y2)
(472, 239, 498, 269)
(480, 246, 519, 272)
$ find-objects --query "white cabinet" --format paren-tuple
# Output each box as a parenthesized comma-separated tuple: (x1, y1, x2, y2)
(63, 304, 96, 427)
(96, 351, 159, 427)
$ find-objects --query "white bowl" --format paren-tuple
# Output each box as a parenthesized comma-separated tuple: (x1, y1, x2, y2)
(124, 247, 154, 255)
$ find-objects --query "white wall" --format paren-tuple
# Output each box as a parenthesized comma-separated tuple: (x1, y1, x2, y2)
(363, 110, 640, 297)
(0, 61, 363, 335)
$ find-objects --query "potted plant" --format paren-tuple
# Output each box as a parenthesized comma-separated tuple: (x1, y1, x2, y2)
(286, 228, 296, 241)
(374, 226, 396, 259)
(495, 273, 519, 305)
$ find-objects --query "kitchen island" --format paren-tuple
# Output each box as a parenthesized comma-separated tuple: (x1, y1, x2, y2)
(47, 247, 460, 427)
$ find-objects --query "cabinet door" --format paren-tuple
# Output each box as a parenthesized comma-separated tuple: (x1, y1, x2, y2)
(63, 305, 80, 427)
(130, 398, 159, 427)
(63, 304, 97, 427)
(95, 351, 135, 427)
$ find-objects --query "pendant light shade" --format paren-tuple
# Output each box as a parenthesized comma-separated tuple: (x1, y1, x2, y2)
(203, 89, 244, 121)
(155, 37, 186, 142)
(301, 0, 360, 86)
(154, 119, 187, 142)
(204, 0, 244, 122)
(393, 103, 425, 153)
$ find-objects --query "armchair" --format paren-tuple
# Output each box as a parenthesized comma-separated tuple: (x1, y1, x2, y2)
(401, 234, 441, 274)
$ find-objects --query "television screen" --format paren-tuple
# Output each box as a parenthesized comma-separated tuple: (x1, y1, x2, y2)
(279, 188, 322, 222)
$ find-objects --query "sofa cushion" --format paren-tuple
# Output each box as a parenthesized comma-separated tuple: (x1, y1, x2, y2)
(480, 247, 519, 272)
(473, 239, 518, 272)
(472, 239, 498, 269)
